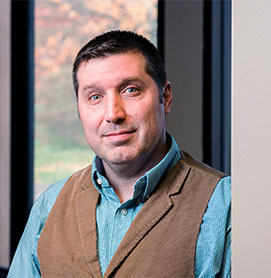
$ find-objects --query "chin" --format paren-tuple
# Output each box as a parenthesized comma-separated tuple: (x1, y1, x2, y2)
(103, 152, 139, 165)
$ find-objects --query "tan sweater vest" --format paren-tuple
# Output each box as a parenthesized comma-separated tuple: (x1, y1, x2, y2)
(37, 151, 225, 278)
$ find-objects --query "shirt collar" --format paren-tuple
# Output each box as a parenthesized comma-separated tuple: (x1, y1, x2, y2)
(92, 133, 181, 204)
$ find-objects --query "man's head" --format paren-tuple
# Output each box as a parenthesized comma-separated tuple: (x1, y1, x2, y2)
(75, 31, 172, 173)
(73, 30, 167, 102)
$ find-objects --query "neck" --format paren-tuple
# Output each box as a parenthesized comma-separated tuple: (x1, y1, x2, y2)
(102, 167, 139, 203)
(102, 140, 169, 203)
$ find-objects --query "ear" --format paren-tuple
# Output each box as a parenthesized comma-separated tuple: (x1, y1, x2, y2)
(163, 81, 172, 114)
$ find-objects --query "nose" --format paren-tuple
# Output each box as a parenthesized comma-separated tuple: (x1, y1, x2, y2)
(104, 93, 126, 123)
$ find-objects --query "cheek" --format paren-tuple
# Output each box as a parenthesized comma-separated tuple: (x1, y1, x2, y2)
(79, 108, 99, 134)
(134, 104, 164, 132)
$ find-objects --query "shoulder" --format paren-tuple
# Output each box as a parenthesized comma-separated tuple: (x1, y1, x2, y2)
(33, 177, 69, 217)
(174, 151, 228, 200)
(8, 166, 94, 277)
(34, 164, 93, 216)
(200, 175, 231, 247)
(208, 176, 231, 214)
(26, 164, 94, 237)
(180, 150, 226, 179)
(181, 149, 231, 216)
(7, 177, 70, 277)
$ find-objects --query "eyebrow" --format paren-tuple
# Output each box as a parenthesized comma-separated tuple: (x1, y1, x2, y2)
(81, 77, 147, 92)
(119, 77, 147, 87)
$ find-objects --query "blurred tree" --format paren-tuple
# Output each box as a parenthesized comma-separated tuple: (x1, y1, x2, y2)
(34, 0, 158, 195)
(35, 0, 157, 147)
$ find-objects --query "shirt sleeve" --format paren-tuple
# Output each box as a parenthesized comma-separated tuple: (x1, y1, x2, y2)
(194, 176, 231, 278)
(7, 178, 67, 278)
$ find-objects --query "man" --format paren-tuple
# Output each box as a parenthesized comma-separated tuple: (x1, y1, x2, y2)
(8, 31, 231, 277)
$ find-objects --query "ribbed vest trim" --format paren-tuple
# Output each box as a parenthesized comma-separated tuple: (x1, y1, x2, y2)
(37, 151, 226, 278)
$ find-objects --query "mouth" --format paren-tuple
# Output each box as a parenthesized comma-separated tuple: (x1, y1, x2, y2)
(102, 130, 136, 143)
(104, 130, 136, 137)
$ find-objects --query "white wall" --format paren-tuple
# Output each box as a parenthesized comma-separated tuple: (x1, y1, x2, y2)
(232, 0, 271, 276)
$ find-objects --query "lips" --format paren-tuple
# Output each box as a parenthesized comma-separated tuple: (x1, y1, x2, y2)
(103, 130, 136, 137)
(102, 130, 136, 145)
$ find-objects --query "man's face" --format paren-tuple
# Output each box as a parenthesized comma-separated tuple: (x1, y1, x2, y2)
(77, 52, 172, 169)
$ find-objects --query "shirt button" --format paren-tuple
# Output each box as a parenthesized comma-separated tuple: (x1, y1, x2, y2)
(121, 208, 128, 216)
(97, 177, 103, 185)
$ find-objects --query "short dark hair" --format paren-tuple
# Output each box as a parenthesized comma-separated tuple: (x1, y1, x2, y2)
(72, 30, 167, 100)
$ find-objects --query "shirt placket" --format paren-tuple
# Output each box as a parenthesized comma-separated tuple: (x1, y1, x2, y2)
(109, 206, 133, 262)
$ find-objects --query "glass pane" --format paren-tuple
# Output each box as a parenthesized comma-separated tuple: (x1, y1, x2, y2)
(34, 0, 158, 199)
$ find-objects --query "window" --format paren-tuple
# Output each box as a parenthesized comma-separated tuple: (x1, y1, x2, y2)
(34, 0, 158, 198)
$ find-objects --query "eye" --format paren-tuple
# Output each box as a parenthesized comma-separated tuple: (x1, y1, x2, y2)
(89, 94, 102, 102)
(125, 87, 139, 94)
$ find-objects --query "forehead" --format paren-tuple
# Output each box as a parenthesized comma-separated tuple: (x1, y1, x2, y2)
(77, 52, 149, 82)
